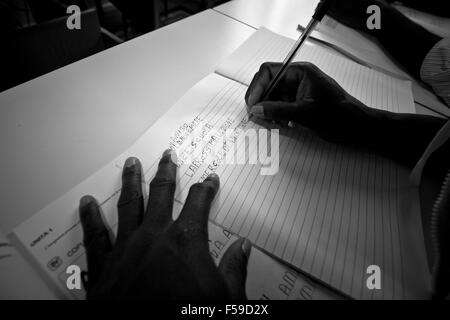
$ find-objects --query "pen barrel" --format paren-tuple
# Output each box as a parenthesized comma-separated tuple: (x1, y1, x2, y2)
(262, 19, 318, 101)
(261, 0, 332, 101)
(282, 19, 317, 65)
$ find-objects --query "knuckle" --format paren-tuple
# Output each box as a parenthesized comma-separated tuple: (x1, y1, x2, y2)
(118, 189, 142, 208)
(190, 182, 204, 192)
(294, 62, 321, 78)
(122, 165, 140, 181)
(190, 181, 215, 196)
(260, 61, 270, 70)
(159, 155, 174, 165)
(308, 64, 321, 73)
(260, 61, 275, 73)
(171, 219, 203, 242)
(297, 61, 314, 70)
(150, 176, 176, 190)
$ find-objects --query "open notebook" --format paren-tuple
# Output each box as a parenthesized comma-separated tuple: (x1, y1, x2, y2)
(10, 28, 430, 299)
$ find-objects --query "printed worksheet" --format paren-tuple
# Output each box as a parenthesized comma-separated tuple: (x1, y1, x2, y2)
(11, 29, 429, 300)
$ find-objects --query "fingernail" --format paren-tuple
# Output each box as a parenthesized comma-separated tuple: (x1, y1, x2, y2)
(247, 93, 256, 106)
(124, 157, 139, 169)
(250, 104, 264, 118)
(79, 195, 95, 209)
(241, 238, 252, 259)
(204, 173, 220, 190)
(205, 173, 220, 185)
(205, 172, 219, 182)
(163, 148, 177, 164)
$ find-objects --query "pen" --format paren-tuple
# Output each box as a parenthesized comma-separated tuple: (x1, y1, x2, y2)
(261, 0, 333, 101)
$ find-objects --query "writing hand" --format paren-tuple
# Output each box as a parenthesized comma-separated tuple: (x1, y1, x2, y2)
(245, 62, 370, 144)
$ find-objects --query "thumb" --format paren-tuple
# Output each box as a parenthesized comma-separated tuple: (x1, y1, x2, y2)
(219, 238, 252, 300)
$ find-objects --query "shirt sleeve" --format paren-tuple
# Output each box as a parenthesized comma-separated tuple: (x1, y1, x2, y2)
(420, 37, 450, 107)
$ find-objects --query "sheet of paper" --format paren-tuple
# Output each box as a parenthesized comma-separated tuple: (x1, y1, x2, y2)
(412, 82, 450, 118)
(216, 28, 415, 114)
(0, 232, 55, 299)
(208, 223, 344, 300)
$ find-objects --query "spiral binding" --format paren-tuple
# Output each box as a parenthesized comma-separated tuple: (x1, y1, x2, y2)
(431, 169, 450, 299)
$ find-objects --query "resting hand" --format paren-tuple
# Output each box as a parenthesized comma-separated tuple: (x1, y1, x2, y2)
(79, 150, 251, 300)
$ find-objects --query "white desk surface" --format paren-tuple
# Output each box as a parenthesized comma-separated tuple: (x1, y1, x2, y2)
(215, 0, 449, 118)
(215, 0, 319, 40)
(0, 9, 254, 234)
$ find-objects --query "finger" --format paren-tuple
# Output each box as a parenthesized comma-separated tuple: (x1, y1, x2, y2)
(116, 157, 144, 246)
(250, 101, 306, 122)
(218, 238, 251, 300)
(79, 195, 112, 286)
(246, 62, 281, 107)
(143, 149, 177, 233)
(245, 71, 260, 108)
(174, 174, 220, 242)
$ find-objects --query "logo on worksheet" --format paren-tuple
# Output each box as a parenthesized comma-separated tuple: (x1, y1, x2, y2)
(47, 256, 63, 271)
(169, 119, 279, 177)
(67, 242, 83, 257)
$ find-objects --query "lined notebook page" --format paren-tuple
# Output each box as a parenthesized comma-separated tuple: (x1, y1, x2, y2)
(216, 28, 415, 114)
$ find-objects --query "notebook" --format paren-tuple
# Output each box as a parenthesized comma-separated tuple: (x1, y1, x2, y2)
(10, 28, 429, 299)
